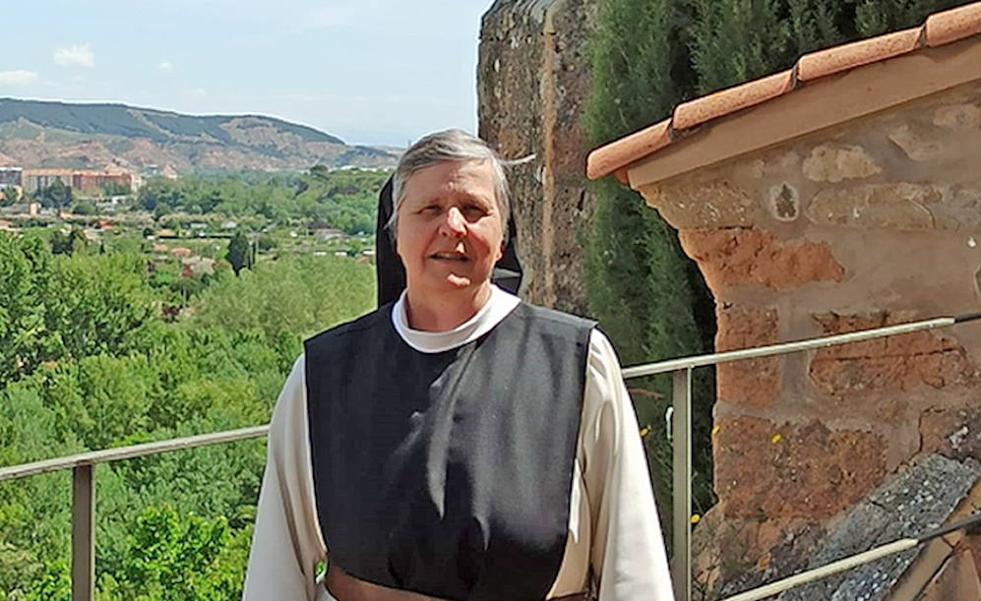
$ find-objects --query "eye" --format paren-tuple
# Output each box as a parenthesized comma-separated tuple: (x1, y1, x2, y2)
(419, 204, 441, 215)
(462, 204, 487, 218)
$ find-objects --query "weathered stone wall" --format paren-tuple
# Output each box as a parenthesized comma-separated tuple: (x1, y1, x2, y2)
(640, 81, 981, 595)
(478, 0, 596, 313)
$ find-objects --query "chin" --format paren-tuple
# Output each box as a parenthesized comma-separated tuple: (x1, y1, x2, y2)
(425, 273, 487, 292)
(443, 274, 474, 289)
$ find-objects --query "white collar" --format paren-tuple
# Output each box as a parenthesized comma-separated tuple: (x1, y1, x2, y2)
(391, 285, 521, 353)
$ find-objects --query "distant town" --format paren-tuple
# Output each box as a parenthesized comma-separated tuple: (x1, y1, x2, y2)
(0, 165, 162, 216)
(0, 163, 388, 286)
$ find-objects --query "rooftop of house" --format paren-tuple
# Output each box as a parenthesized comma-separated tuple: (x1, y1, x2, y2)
(586, 2, 981, 186)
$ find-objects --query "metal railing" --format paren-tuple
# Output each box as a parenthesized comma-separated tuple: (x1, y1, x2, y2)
(0, 425, 268, 601)
(621, 311, 981, 601)
(1, 312, 979, 601)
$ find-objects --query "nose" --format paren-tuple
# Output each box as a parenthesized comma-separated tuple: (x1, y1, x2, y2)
(438, 206, 467, 237)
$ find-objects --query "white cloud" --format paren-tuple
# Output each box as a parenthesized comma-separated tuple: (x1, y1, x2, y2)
(159, 61, 174, 71)
(0, 70, 40, 87)
(54, 43, 95, 68)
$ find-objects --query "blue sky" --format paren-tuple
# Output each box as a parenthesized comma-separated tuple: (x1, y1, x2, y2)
(0, 0, 498, 146)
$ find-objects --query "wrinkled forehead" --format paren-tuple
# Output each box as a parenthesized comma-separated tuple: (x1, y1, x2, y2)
(399, 159, 498, 207)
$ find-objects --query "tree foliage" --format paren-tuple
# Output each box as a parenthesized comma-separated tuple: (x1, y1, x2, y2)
(36, 179, 73, 209)
(137, 169, 388, 234)
(49, 227, 88, 256)
(0, 231, 374, 599)
(585, 0, 716, 526)
(225, 232, 253, 276)
(98, 505, 246, 601)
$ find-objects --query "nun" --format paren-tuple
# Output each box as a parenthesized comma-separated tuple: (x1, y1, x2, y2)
(243, 129, 674, 601)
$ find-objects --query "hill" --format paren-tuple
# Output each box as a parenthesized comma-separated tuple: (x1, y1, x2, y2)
(0, 97, 398, 172)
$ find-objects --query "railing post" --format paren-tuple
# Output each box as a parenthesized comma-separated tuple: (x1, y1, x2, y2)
(72, 464, 95, 601)
(672, 368, 692, 601)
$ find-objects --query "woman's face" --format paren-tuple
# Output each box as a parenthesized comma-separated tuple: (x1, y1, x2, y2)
(395, 159, 504, 298)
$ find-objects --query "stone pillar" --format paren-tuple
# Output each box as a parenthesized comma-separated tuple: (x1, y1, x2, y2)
(478, 0, 596, 313)
(637, 81, 981, 595)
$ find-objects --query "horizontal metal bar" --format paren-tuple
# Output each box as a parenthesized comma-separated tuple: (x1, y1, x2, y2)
(0, 425, 269, 484)
(917, 511, 981, 543)
(622, 316, 954, 379)
(721, 512, 981, 601)
(721, 538, 918, 601)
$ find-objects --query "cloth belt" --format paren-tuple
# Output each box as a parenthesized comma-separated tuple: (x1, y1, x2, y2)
(326, 568, 589, 601)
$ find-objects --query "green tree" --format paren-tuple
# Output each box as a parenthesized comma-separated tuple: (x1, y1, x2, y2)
(309, 164, 331, 180)
(225, 232, 253, 276)
(0, 243, 377, 599)
(191, 254, 374, 366)
(98, 505, 244, 601)
(134, 170, 388, 230)
(346, 238, 364, 257)
(0, 185, 18, 204)
(0, 234, 47, 383)
(690, 0, 793, 94)
(585, 0, 716, 524)
(37, 179, 73, 209)
(49, 227, 88, 256)
(25, 558, 71, 601)
(688, 0, 972, 95)
(0, 234, 67, 383)
(72, 200, 99, 215)
(102, 181, 131, 197)
(138, 178, 182, 213)
(0, 541, 43, 598)
(42, 253, 156, 364)
(256, 234, 277, 252)
(855, 0, 970, 35)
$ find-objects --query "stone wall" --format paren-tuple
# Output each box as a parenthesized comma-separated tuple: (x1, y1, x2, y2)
(639, 81, 981, 595)
(478, 0, 596, 313)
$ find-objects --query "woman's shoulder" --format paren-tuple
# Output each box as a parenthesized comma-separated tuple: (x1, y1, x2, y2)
(511, 301, 597, 333)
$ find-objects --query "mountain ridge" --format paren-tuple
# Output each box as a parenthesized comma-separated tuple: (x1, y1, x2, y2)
(0, 97, 397, 173)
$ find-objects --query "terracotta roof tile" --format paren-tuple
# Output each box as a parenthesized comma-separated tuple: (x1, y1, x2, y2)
(797, 27, 922, 82)
(586, 0, 981, 182)
(586, 118, 671, 181)
(673, 70, 795, 131)
(926, 2, 981, 47)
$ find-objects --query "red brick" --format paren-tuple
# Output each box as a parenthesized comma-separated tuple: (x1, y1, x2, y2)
(679, 227, 845, 292)
(809, 312, 976, 396)
(714, 416, 887, 519)
(717, 304, 781, 408)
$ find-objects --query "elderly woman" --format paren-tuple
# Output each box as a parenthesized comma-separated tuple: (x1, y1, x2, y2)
(242, 130, 674, 601)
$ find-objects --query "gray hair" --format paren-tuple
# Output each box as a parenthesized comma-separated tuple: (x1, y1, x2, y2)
(387, 129, 510, 243)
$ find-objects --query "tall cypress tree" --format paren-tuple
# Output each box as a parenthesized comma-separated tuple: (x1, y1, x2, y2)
(584, 0, 717, 531)
(855, 0, 972, 35)
(688, 0, 975, 94)
(226, 232, 253, 277)
(690, 0, 792, 94)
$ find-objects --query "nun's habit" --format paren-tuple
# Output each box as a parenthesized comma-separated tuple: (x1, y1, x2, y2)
(243, 180, 673, 601)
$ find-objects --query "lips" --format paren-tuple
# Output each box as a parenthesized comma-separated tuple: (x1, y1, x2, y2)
(430, 252, 469, 261)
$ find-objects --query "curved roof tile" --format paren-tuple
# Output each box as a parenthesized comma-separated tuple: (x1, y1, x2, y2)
(672, 69, 796, 131)
(796, 27, 922, 82)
